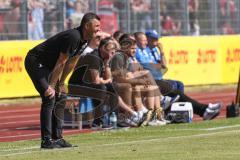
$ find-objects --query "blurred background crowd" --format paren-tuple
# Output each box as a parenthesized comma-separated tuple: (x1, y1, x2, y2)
(0, 0, 239, 40)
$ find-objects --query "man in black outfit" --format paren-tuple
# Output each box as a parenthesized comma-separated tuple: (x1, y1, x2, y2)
(24, 12, 101, 149)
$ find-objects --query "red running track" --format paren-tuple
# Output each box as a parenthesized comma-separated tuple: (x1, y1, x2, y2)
(0, 88, 236, 142)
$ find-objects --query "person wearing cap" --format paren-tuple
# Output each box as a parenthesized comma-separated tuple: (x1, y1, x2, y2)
(134, 31, 222, 121)
(145, 29, 184, 93)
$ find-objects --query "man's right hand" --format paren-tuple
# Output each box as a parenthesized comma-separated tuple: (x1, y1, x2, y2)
(44, 85, 55, 99)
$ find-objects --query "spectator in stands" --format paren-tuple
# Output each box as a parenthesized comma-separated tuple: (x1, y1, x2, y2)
(44, 0, 58, 37)
(25, 12, 101, 149)
(221, 22, 235, 34)
(28, 0, 45, 40)
(130, 0, 152, 32)
(219, 0, 236, 34)
(161, 13, 181, 36)
(66, 0, 76, 18)
(134, 31, 222, 120)
(220, 0, 236, 21)
(69, 1, 84, 28)
(3, 0, 21, 40)
(97, 0, 119, 34)
(188, 0, 200, 35)
(0, 0, 11, 39)
(65, 0, 89, 30)
(65, 0, 76, 29)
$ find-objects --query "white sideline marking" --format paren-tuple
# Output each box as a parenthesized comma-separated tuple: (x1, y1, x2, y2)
(95, 129, 240, 147)
(0, 130, 83, 139)
(203, 124, 240, 131)
(0, 114, 39, 120)
(1, 128, 240, 157)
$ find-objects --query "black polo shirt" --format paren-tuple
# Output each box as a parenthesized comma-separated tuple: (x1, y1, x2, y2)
(69, 49, 104, 85)
(110, 52, 130, 75)
(29, 28, 88, 70)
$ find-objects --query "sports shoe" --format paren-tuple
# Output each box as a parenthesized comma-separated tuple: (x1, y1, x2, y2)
(54, 139, 73, 148)
(208, 103, 222, 110)
(130, 112, 143, 124)
(124, 118, 138, 127)
(117, 121, 131, 128)
(159, 118, 171, 124)
(203, 108, 221, 120)
(41, 139, 61, 149)
(140, 110, 154, 127)
(148, 119, 167, 126)
(91, 119, 113, 130)
(161, 95, 180, 110)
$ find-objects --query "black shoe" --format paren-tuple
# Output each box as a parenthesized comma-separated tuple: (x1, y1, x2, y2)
(41, 139, 61, 149)
(55, 139, 73, 148)
(117, 122, 130, 128)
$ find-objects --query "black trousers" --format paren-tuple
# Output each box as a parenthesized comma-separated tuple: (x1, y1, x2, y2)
(155, 80, 208, 117)
(25, 53, 64, 140)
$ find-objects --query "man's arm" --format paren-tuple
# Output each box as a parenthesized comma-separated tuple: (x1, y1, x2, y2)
(45, 52, 68, 98)
(103, 58, 112, 80)
(58, 55, 81, 93)
(89, 69, 111, 84)
(59, 55, 80, 84)
(49, 52, 69, 87)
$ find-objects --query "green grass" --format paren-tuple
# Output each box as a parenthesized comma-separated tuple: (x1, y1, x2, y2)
(1, 118, 240, 160)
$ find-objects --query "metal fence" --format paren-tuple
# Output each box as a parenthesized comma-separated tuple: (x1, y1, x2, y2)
(0, 0, 239, 40)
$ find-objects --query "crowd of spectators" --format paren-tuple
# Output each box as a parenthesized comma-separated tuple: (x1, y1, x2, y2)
(219, 0, 237, 34)
(0, 0, 239, 40)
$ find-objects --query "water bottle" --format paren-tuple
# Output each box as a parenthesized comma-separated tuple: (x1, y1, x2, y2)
(109, 112, 117, 129)
(79, 98, 93, 113)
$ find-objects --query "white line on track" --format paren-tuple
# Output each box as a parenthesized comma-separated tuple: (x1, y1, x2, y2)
(0, 108, 40, 114)
(1, 127, 240, 157)
(187, 92, 235, 98)
(0, 126, 39, 132)
(0, 120, 39, 125)
(0, 114, 39, 120)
